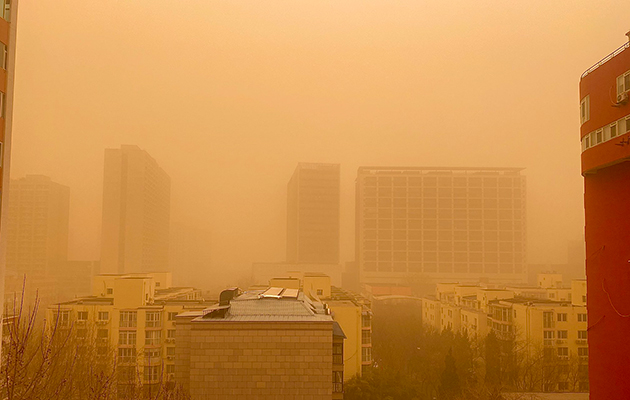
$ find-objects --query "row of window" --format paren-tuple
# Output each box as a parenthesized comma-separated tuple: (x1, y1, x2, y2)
(119, 329, 176, 346)
(364, 230, 523, 242)
(361, 176, 523, 188)
(581, 114, 630, 152)
(543, 330, 587, 340)
(363, 262, 524, 274)
(69, 310, 179, 327)
(363, 197, 523, 208)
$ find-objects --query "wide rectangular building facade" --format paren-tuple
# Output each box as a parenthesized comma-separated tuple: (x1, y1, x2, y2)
(356, 167, 526, 285)
(287, 163, 340, 264)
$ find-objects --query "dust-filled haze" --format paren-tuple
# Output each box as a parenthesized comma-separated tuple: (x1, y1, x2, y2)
(10, 0, 627, 285)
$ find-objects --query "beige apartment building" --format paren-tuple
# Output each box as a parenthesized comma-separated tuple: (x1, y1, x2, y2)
(356, 167, 527, 286)
(100, 145, 171, 274)
(47, 272, 211, 395)
(5, 175, 70, 306)
(175, 287, 345, 400)
(422, 274, 588, 392)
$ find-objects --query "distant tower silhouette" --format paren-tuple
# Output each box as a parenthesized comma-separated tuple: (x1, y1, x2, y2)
(100, 145, 171, 274)
(286, 163, 340, 264)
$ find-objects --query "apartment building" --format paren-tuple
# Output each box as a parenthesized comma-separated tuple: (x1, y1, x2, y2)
(580, 31, 630, 399)
(356, 167, 527, 287)
(175, 287, 345, 400)
(47, 272, 211, 395)
(269, 273, 374, 380)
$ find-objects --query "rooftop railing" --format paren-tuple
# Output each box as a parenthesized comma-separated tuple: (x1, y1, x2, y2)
(581, 41, 630, 79)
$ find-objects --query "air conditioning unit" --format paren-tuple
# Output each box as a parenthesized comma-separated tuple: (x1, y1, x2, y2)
(167, 356, 174, 360)
(96, 320, 108, 325)
(617, 91, 629, 104)
(165, 338, 174, 343)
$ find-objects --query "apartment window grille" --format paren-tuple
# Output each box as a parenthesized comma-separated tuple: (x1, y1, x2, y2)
(167, 312, 178, 321)
(557, 330, 568, 339)
(166, 364, 175, 374)
(77, 311, 88, 321)
(578, 347, 588, 357)
(362, 330, 372, 345)
(146, 312, 161, 328)
(578, 330, 587, 340)
(120, 311, 137, 328)
(118, 331, 136, 346)
(333, 343, 343, 365)
(577, 313, 587, 322)
(557, 347, 569, 357)
(362, 347, 372, 363)
(98, 311, 109, 321)
(580, 95, 590, 124)
(145, 348, 160, 360)
(117, 348, 136, 363)
(557, 313, 567, 322)
(143, 365, 160, 383)
(167, 329, 176, 339)
(56, 311, 70, 327)
(543, 312, 554, 328)
(145, 330, 161, 346)
(333, 371, 343, 393)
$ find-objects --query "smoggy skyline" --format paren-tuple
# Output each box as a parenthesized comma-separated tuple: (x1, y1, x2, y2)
(9, 0, 628, 282)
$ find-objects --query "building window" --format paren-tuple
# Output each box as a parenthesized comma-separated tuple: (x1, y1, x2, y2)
(317, 289, 323, 296)
(77, 311, 88, 321)
(617, 70, 630, 99)
(106, 288, 113, 295)
(166, 346, 175, 357)
(626, 117, 630, 134)
(167, 312, 178, 321)
(56, 311, 70, 327)
(362, 347, 372, 363)
(543, 312, 554, 329)
(120, 311, 137, 328)
(611, 122, 618, 138)
(118, 331, 136, 346)
(117, 347, 136, 363)
(0, 43, 5, 70)
(557, 330, 568, 339)
(145, 330, 161, 346)
(578, 347, 588, 357)
(578, 330, 587, 340)
(166, 364, 175, 374)
(333, 371, 343, 393)
(98, 311, 109, 321)
(143, 365, 160, 383)
(557, 347, 569, 357)
(167, 329, 176, 339)
(144, 348, 160, 360)
(333, 343, 343, 365)
(362, 313, 372, 328)
(596, 129, 603, 144)
(77, 329, 87, 339)
(557, 313, 567, 322)
(362, 330, 372, 345)
(146, 312, 161, 328)
(580, 95, 590, 124)
(0, 0, 8, 22)
(118, 366, 136, 383)
(578, 313, 587, 322)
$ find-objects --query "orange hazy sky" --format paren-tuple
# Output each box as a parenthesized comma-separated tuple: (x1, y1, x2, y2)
(9, 0, 630, 280)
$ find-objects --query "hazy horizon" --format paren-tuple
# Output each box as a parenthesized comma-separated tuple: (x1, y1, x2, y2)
(10, 0, 626, 284)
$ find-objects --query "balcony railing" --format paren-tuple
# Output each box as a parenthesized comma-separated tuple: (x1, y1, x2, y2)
(581, 41, 630, 79)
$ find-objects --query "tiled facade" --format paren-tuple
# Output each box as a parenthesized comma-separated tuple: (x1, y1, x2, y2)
(176, 288, 344, 400)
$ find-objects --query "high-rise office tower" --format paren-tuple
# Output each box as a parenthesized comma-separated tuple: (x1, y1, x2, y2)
(286, 163, 340, 264)
(100, 145, 171, 274)
(5, 175, 69, 304)
(356, 167, 526, 286)
(579, 32, 630, 399)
